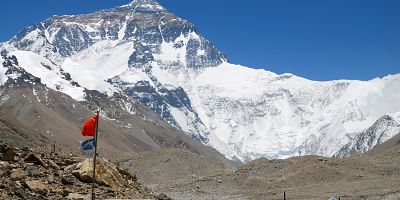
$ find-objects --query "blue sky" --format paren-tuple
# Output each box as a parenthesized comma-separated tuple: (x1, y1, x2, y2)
(0, 0, 399, 81)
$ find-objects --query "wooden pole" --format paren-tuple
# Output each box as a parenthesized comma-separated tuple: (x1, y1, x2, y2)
(91, 111, 100, 200)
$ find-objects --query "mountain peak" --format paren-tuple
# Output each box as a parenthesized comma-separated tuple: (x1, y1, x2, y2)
(122, 0, 165, 11)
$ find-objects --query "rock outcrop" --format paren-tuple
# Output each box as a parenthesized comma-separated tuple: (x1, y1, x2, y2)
(0, 142, 167, 200)
(71, 157, 126, 189)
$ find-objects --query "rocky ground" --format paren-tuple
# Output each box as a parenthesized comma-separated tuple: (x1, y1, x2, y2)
(120, 148, 236, 189)
(0, 142, 170, 200)
(122, 133, 400, 200)
(1, 134, 400, 200)
(157, 155, 400, 200)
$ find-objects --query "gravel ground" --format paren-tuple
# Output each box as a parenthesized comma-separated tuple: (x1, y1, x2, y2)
(127, 134, 400, 200)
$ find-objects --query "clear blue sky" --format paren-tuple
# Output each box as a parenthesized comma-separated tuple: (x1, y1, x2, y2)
(0, 0, 399, 81)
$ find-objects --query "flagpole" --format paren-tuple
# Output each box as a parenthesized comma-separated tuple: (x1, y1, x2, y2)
(91, 110, 100, 200)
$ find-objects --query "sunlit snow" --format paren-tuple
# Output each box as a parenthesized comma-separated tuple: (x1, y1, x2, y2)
(62, 40, 133, 94)
(10, 51, 85, 100)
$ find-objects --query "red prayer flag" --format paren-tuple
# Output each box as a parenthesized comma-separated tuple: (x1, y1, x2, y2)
(82, 115, 98, 137)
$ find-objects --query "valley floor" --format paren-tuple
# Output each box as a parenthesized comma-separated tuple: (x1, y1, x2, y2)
(122, 135, 400, 200)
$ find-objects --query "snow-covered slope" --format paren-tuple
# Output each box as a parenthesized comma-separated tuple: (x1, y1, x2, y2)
(334, 112, 400, 157)
(155, 62, 400, 161)
(1, 0, 399, 162)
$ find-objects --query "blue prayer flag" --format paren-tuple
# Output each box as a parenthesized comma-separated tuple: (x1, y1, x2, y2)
(81, 138, 95, 151)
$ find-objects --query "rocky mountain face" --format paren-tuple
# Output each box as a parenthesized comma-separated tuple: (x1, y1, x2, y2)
(1, 0, 400, 162)
(0, 52, 231, 167)
(1, 0, 222, 143)
(334, 113, 400, 158)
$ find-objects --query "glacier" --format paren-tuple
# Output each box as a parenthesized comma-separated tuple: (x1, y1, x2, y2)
(1, 0, 399, 162)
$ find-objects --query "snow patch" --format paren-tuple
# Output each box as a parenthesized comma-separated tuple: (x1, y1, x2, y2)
(122, 0, 166, 11)
(45, 27, 61, 44)
(155, 31, 202, 66)
(117, 69, 154, 87)
(62, 40, 133, 94)
(0, 57, 7, 86)
(169, 106, 190, 132)
(22, 29, 41, 41)
(10, 50, 85, 100)
(32, 87, 41, 102)
(118, 19, 128, 40)
(390, 112, 400, 122)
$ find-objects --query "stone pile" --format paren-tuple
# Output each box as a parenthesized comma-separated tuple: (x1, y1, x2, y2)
(0, 142, 169, 200)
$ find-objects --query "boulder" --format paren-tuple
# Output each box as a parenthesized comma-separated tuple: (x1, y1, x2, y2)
(9, 163, 18, 168)
(14, 188, 29, 199)
(14, 180, 23, 189)
(117, 166, 137, 181)
(2, 148, 18, 162)
(66, 192, 89, 200)
(72, 156, 125, 189)
(24, 180, 48, 195)
(24, 153, 47, 168)
(0, 161, 10, 170)
(61, 174, 78, 185)
(61, 188, 73, 197)
(64, 164, 76, 172)
(48, 160, 60, 170)
(157, 193, 173, 200)
(28, 169, 46, 178)
(10, 168, 26, 181)
(22, 146, 32, 152)
(64, 156, 81, 165)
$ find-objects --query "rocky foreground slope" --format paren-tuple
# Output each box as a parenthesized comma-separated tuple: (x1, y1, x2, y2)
(0, 142, 172, 200)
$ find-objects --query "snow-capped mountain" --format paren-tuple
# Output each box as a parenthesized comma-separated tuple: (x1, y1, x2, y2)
(334, 112, 400, 158)
(1, 0, 400, 162)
